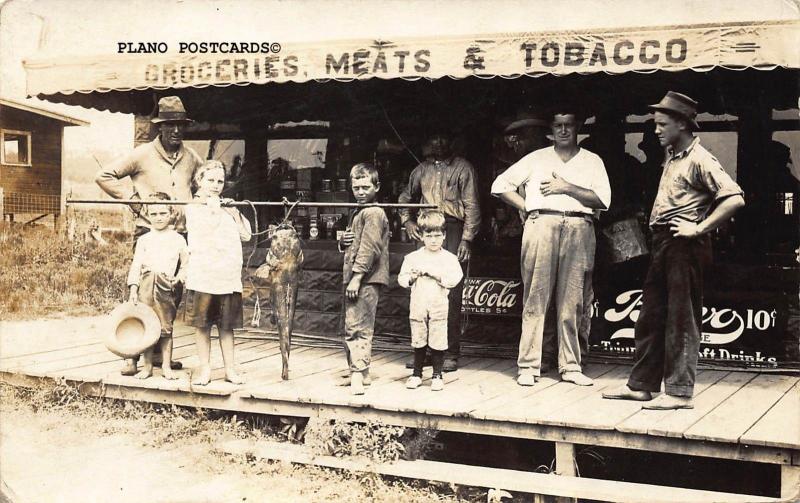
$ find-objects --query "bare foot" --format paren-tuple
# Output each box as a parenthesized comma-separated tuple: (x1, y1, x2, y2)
(135, 367, 153, 379)
(162, 367, 179, 380)
(225, 368, 246, 384)
(192, 366, 211, 385)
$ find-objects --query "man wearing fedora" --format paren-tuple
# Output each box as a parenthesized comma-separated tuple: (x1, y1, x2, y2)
(399, 130, 481, 372)
(504, 112, 551, 161)
(603, 91, 745, 410)
(96, 95, 203, 376)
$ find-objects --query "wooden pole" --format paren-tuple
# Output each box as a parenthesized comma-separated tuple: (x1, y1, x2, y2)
(555, 442, 577, 503)
(65, 198, 436, 209)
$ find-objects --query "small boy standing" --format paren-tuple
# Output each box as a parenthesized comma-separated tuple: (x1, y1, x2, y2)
(339, 163, 390, 395)
(127, 193, 188, 379)
(398, 210, 464, 391)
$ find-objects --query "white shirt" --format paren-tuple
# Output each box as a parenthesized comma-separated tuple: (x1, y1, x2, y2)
(127, 230, 187, 286)
(185, 204, 251, 294)
(491, 146, 611, 214)
(398, 248, 464, 308)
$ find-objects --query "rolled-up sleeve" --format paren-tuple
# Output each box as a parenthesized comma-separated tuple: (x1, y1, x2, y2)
(96, 153, 139, 199)
(491, 157, 531, 196)
(589, 158, 612, 210)
(692, 158, 744, 202)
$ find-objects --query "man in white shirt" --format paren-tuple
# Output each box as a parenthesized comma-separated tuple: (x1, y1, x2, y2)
(491, 111, 611, 387)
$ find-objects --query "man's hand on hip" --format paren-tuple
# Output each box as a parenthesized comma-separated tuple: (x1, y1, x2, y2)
(670, 219, 701, 238)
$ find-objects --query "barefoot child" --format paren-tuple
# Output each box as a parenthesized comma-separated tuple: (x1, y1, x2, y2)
(185, 160, 252, 385)
(398, 210, 463, 391)
(127, 193, 188, 379)
(339, 163, 390, 395)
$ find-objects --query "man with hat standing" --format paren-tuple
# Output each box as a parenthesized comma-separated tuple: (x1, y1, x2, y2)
(399, 130, 481, 372)
(504, 113, 551, 160)
(603, 91, 745, 410)
(96, 96, 203, 375)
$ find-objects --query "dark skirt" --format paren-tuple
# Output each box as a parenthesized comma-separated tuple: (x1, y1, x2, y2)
(185, 290, 244, 331)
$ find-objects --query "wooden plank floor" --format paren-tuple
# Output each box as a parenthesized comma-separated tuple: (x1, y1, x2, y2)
(1, 319, 798, 460)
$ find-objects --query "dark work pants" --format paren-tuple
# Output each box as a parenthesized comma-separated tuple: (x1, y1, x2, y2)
(444, 218, 465, 357)
(627, 229, 711, 397)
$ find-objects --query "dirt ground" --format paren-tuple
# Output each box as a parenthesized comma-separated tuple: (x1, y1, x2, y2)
(0, 316, 471, 503)
(0, 387, 465, 503)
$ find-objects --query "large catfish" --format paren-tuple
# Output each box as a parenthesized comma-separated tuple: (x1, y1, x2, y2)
(252, 224, 303, 380)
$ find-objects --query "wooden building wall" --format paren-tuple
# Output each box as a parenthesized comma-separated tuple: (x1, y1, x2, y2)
(0, 105, 64, 214)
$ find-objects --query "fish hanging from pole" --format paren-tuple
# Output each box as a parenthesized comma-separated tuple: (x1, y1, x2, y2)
(252, 223, 304, 380)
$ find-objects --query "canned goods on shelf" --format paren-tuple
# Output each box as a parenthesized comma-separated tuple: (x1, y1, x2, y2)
(295, 190, 313, 201)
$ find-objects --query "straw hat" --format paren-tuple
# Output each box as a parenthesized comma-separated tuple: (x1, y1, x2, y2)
(104, 302, 162, 358)
(150, 96, 193, 124)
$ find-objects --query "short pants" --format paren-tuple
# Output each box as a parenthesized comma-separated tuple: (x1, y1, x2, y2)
(185, 290, 244, 331)
(409, 298, 449, 351)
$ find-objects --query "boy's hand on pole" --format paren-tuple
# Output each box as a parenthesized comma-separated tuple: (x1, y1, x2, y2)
(128, 286, 139, 305)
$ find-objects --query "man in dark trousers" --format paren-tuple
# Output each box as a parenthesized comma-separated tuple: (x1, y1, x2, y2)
(603, 92, 745, 409)
(399, 131, 481, 371)
(96, 96, 203, 376)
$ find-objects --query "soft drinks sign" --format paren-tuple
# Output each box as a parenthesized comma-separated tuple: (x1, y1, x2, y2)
(461, 277, 523, 316)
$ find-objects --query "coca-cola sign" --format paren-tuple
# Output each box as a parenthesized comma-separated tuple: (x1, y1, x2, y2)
(461, 277, 522, 316)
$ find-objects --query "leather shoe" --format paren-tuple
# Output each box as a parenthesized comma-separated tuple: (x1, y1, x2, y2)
(602, 385, 652, 401)
(642, 394, 694, 410)
(442, 357, 458, 372)
(561, 371, 593, 386)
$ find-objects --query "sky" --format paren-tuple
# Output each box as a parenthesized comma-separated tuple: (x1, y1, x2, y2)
(0, 0, 798, 191)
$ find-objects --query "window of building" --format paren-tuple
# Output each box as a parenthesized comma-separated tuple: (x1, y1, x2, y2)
(1, 129, 32, 166)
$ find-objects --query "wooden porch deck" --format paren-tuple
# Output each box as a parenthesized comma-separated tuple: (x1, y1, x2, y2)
(1, 318, 799, 501)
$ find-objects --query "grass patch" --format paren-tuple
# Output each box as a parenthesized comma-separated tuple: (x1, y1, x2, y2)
(0, 220, 131, 320)
(305, 417, 439, 463)
(0, 378, 279, 450)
